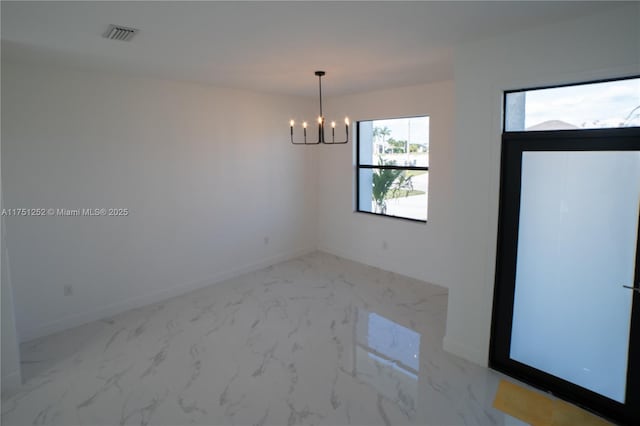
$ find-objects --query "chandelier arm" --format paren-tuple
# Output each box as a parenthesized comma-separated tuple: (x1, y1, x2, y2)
(291, 132, 322, 145)
(322, 132, 349, 144)
(321, 118, 349, 144)
(291, 128, 346, 145)
(291, 139, 321, 145)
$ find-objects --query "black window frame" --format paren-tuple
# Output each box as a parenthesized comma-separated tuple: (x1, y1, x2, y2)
(355, 116, 429, 223)
(502, 74, 640, 133)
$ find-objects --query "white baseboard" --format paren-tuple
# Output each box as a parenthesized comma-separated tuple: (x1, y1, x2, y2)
(20, 247, 315, 343)
(316, 245, 362, 267)
(317, 245, 448, 290)
(1, 371, 21, 395)
(443, 335, 488, 367)
(317, 245, 421, 281)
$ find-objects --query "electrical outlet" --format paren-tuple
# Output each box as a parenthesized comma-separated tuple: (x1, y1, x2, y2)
(64, 285, 73, 296)
(382, 241, 388, 250)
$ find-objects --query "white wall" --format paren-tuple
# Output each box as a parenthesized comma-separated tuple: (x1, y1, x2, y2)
(316, 80, 455, 290)
(1, 216, 21, 393)
(1, 64, 317, 341)
(1, 59, 22, 392)
(2, 160, 22, 393)
(445, 3, 640, 365)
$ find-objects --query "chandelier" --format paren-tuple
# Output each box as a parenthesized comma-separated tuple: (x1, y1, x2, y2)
(290, 71, 349, 145)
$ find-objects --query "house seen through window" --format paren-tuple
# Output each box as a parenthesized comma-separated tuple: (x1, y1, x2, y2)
(357, 116, 429, 222)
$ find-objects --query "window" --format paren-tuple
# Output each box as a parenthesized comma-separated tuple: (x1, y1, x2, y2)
(504, 76, 640, 132)
(356, 116, 429, 222)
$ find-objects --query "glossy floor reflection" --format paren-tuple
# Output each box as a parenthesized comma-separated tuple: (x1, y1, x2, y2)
(2, 252, 521, 425)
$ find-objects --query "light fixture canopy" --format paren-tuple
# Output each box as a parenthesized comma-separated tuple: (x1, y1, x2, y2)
(290, 71, 349, 145)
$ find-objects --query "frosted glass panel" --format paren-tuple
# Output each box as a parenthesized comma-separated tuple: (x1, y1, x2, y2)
(510, 151, 640, 403)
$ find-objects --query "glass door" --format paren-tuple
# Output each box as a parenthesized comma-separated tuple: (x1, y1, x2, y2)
(490, 128, 640, 425)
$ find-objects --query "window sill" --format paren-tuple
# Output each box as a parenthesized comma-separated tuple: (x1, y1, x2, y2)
(354, 210, 427, 224)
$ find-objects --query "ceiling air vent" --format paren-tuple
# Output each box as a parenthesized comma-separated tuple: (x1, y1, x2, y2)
(103, 24, 138, 42)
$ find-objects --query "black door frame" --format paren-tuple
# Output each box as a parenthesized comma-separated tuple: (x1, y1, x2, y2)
(489, 127, 640, 425)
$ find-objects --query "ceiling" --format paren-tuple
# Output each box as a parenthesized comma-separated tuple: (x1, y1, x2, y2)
(1, 1, 621, 97)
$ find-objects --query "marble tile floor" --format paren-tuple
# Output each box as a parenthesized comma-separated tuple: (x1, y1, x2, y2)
(1, 252, 526, 426)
